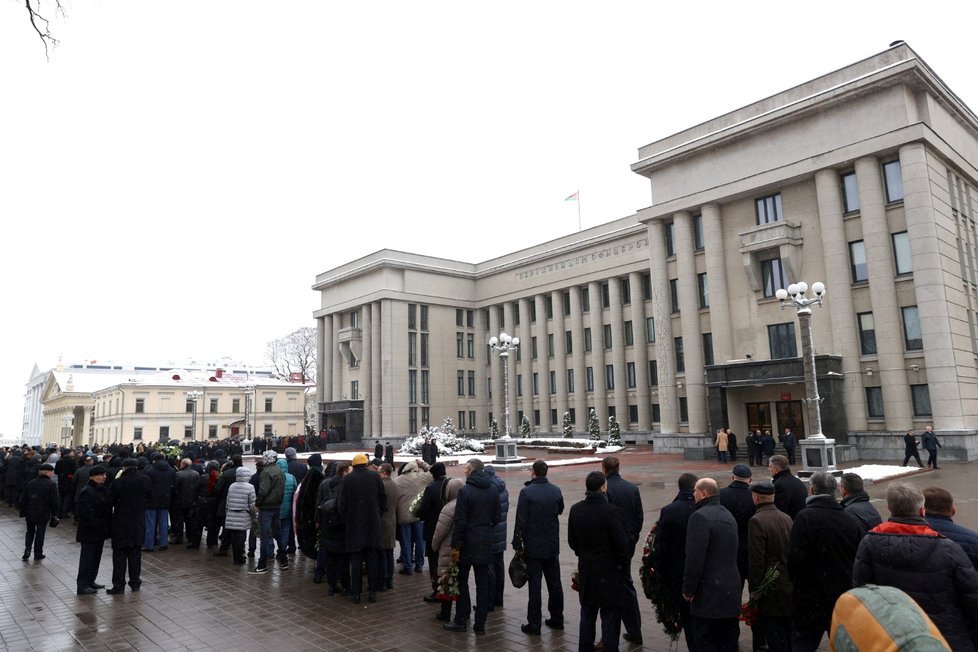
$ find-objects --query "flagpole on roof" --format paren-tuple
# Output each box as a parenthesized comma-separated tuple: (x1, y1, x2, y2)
(565, 190, 581, 231)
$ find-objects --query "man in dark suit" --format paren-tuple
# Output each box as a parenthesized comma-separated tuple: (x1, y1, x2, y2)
(652, 472, 699, 651)
(770, 455, 807, 519)
(602, 456, 644, 645)
(75, 466, 111, 595)
(107, 459, 152, 593)
(20, 463, 60, 561)
(719, 464, 755, 587)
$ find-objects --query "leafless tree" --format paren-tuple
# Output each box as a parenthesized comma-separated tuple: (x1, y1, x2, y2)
(265, 326, 317, 383)
(25, 0, 65, 60)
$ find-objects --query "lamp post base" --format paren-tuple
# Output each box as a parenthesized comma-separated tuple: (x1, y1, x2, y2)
(798, 437, 839, 477)
(493, 437, 521, 464)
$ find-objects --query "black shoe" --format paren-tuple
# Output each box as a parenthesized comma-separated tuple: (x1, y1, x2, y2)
(327, 588, 336, 596)
(443, 622, 467, 632)
(521, 624, 541, 635)
(279, 562, 289, 570)
(545, 619, 564, 630)
(90, 583, 105, 590)
(21, 551, 29, 561)
(623, 633, 643, 644)
(106, 587, 125, 595)
(474, 627, 486, 636)
(398, 568, 413, 575)
(247, 551, 255, 558)
(77, 587, 97, 595)
(435, 611, 451, 622)
(415, 567, 424, 574)
(423, 593, 439, 603)
(248, 566, 268, 575)
(233, 559, 246, 565)
(368, 592, 376, 603)
(386, 580, 393, 590)
(215, 551, 228, 557)
(143, 548, 154, 552)
(130, 583, 141, 592)
(158, 546, 168, 551)
(352, 594, 361, 604)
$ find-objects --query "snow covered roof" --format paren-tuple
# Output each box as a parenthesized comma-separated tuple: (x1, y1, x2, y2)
(49, 369, 311, 395)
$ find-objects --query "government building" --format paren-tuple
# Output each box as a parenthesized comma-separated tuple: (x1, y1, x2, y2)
(313, 43, 978, 461)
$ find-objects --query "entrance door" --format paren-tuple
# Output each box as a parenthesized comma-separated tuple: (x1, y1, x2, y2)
(775, 401, 805, 438)
(745, 402, 771, 434)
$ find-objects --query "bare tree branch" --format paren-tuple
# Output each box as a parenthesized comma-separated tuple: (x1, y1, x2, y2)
(25, 0, 63, 60)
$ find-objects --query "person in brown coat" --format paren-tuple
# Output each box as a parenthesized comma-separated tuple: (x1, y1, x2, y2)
(431, 478, 465, 623)
(748, 480, 793, 652)
(378, 463, 400, 590)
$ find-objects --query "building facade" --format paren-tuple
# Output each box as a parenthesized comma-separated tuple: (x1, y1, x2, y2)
(314, 43, 978, 460)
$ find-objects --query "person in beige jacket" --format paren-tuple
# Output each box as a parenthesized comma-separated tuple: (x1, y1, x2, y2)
(715, 429, 730, 464)
(431, 478, 464, 622)
(379, 463, 400, 590)
(394, 459, 433, 574)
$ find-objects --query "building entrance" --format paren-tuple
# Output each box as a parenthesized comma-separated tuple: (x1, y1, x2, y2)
(745, 402, 771, 433)
(775, 400, 805, 438)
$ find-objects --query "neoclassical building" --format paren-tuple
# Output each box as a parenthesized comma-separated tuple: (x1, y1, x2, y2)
(314, 43, 978, 460)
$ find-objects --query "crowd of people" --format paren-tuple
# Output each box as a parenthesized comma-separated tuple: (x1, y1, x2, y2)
(4, 438, 978, 651)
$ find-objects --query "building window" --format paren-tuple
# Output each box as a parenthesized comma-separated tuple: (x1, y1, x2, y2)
(883, 160, 904, 203)
(842, 172, 859, 213)
(605, 365, 615, 390)
(646, 317, 655, 343)
(621, 278, 632, 305)
(697, 273, 709, 308)
(467, 333, 475, 358)
(582, 287, 590, 312)
(457, 371, 465, 397)
(458, 411, 466, 430)
(670, 279, 680, 313)
(768, 322, 797, 359)
(665, 222, 676, 257)
(568, 408, 576, 424)
(902, 306, 923, 350)
(679, 397, 689, 423)
(567, 369, 575, 393)
(160, 426, 169, 440)
(532, 373, 539, 396)
(755, 193, 783, 224)
(513, 303, 520, 325)
(762, 258, 790, 297)
(350, 381, 359, 400)
(893, 231, 912, 275)
(420, 305, 429, 330)
(264, 398, 273, 412)
(628, 404, 639, 424)
(133, 427, 143, 440)
(674, 337, 685, 373)
(468, 371, 475, 396)
(849, 240, 868, 283)
(421, 370, 429, 403)
(626, 362, 636, 388)
(209, 398, 218, 413)
(911, 384, 932, 417)
(420, 333, 429, 366)
(263, 424, 273, 436)
(603, 324, 613, 349)
(135, 398, 145, 413)
(652, 403, 661, 423)
(563, 291, 571, 315)
(208, 425, 218, 438)
(565, 331, 573, 355)
(648, 360, 658, 386)
(549, 371, 557, 395)
(624, 321, 634, 346)
(584, 328, 592, 352)
(232, 398, 240, 413)
(408, 304, 417, 330)
(550, 409, 558, 427)
(608, 406, 616, 421)
(586, 367, 594, 392)
(601, 282, 611, 309)
(517, 374, 523, 397)
(703, 333, 714, 366)
(456, 309, 465, 327)
(545, 296, 553, 319)
(350, 310, 360, 329)
(529, 302, 537, 323)
(858, 312, 877, 355)
(408, 333, 417, 366)
(421, 407, 429, 428)
(409, 407, 418, 434)
(548, 333, 554, 358)
(643, 273, 652, 301)
(531, 336, 538, 359)
(457, 332, 465, 358)
(693, 214, 704, 251)
(409, 370, 417, 404)
(865, 386, 884, 418)
(469, 410, 476, 430)
(467, 309, 474, 328)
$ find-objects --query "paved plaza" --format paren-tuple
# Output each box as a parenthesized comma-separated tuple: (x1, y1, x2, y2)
(1, 447, 975, 651)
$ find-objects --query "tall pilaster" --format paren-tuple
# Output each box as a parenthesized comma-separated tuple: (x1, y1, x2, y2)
(856, 156, 912, 428)
(702, 204, 733, 364)
(569, 286, 588, 432)
(517, 298, 534, 429)
(534, 294, 552, 433)
(330, 315, 341, 402)
(370, 302, 383, 436)
(648, 221, 678, 432)
(588, 281, 608, 428)
(318, 316, 329, 421)
(608, 278, 628, 427)
(361, 304, 372, 438)
(629, 271, 651, 431)
(674, 211, 707, 433)
(380, 299, 397, 437)
(488, 306, 503, 430)
(552, 291, 569, 431)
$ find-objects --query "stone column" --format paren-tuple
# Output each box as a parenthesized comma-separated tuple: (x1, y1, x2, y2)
(702, 204, 733, 364)
(488, 305, 503, 431)
(534, 294, 552, 433)
(815, 168, 866, 426)
(361, 304, 372, 438)
(517, 298, 534, 431)
(569, 286, 588, 433)
(629, 271, 651, 431)
(318, 316, 329, 426)
(856, 156, 912, 428)
(552, 291, 569, 432)
(370, 302, 383, 436)
(675, 211, 707, 433)
(329, 315, 341, 402)
(588, 281, 608, 429)
(608, 277, 629, 429)
(380, 299, 398, 437)
(648, 221, 678, 432)
(901, 143, 963, 429)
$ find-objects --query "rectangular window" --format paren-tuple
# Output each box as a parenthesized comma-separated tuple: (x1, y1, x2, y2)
(263, 424, 273, 436)
(643, 273, 652, 301)
(550, 409, 558, 427)
(513, 303, 520, 325)
(187, 400, 195, 413)
(456, 309, 464, 327)
(665, 222, 676, 256)
(350, 381, 359, 401)
(531, 336, 538, 359)
(601, 282, 611, 309)
(893, 231, 912, 275)
(670, 279, 680, 313)
(160, 426, 169, 440)
(548, 333, 554, 358)
(545, 296, 553, 319)
(768, 322, 798, 359)
(532, 373, 539, 396)
(603, 324, 613, 349)
(467, 333, 475, 358)
(420, 305, 429, 330)
(703, 333, 714, 366)
(563, 291, 571, 316)
(467, 310, 474, 328)
(232, 398, 240, 413)
(582, 287, 590, 312)
(679, 397, 689, 423)
(420, 333, 429, 366)
(624, 321, 634, 346)
(626, 362, 636, 388)
(911, 384, 932, 416)
(842, 172, 859, 213)
(584, 328, 592, 352)
(457, 332, 465, 358)
(586, 367, 594, 392)
(674, 337, 685, 373)
(209, 398, 218, 413)
(755, 193, 783, 224)
(652, 403, 661, 423)
(468, 371, 475, 396)
(517, 374, 523, 397)
(549, 370, 557, 395)
(849, 240, 868, 283)
(529, 302, 537, 323)
(605, 364, 615, 390)
(698, 273, 709, 308)
(623, 404, 636, 424)
(902, 306, 923, 350)
(408, 304, 417, 330)
(567, 369, 575, 393)
(569, 408, 576, 424)
(534, 410, 540, 427)
(608, 406, 616, 421)
(621, 278, 631, 305)
(264, 398, 273, 412)
(458, 411, 466, 430)
(858, 312, 877, 355)
(419, 369, 429, 403)
(408, 333, 417, 366)
(646, 317, 655, 343)
(409, 370, 418, 404)
(762, 258, 790, 297)
(457, 371, 465, 396)
(135, 398, 145, 413)
(421, 407, 429, 429)
(693, 214, 704, 251)
(184, 425, 193, 439)
(883, 160, 904, 203)
(469, 410, 476, 430)
(208, 424, 218, 438)
(487, 377, 492, 400)
(865, 386, 884, 418)
(133, 426, 143, 440)
(409, 407, 418, 434)
(350, 310, 360, 329)
(649, 360, 658, 386)
(565, 331, 573, 355)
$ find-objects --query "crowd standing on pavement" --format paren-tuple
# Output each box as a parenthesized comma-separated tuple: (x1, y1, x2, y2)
(3, 429, 978, 652)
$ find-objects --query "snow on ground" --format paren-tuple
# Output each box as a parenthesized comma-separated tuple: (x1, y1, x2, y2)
(843, 464, 928, 483)
(262, 446, 624, 468)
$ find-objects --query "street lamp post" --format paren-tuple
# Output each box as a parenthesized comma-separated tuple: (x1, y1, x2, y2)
(186, 390, 203, 443)
(243, 384, 255, 452)
(62, 414, 73, 449)
(775, 281, 837, 474)
(488, 332, 522, 464)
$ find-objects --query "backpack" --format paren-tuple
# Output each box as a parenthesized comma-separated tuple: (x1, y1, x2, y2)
(318, 493, 340, 529)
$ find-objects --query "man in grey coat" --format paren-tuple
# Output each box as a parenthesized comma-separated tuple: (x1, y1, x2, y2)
(683, 477, 741, 651)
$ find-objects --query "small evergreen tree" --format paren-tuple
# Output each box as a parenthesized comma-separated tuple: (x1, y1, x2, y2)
(608, 415, 622, 446)
(489, 418, 499, 439)
(440, 416, 457, 436)
(562, 411, 573, 438)
(587, 409, 601, 441)
(520, 415, 531, 438)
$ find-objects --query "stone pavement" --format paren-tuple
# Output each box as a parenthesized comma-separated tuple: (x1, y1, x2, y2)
(0, 448, 974, 651)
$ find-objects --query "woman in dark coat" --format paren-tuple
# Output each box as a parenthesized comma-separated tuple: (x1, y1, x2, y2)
(296, 454, 325, 559)
(108, 462, 152, 592)
(314, 463, 350, 594)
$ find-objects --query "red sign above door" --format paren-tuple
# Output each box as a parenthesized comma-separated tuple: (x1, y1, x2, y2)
(779, 392, 791, 401)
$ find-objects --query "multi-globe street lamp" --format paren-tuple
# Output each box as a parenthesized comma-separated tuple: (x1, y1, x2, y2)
(488, 332, 521, 463)
(775, 280, 837, 473)
(186, 390, 203, 442)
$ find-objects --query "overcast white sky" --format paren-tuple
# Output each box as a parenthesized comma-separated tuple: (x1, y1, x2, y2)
(1, 0, 976, 439)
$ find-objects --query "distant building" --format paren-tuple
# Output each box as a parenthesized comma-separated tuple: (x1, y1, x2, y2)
(313, 43, 978, 460)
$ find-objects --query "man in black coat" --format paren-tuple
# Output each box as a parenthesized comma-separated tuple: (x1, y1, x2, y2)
(769, 455, 806, 519)
(718, 464, 755, 586)
(143, 453, 176, 551)
(683, 477, 741, 652)
(782, 428, 798, 466)
(374, 440, 384, 459)
(444, 458, 500, 636)
(902, 429, 923, 467)
(170, 459, 199, 545)
(512, 459, 565, 636)
(75, 466, 111, 595)
(54, 452, 77, 518)
(921, 426, 942, 469)
(383, 442, 394, 465)
(569, 471, 631, 652)
(787, 471, 863, 652)
(20, 463, 59, 561)
(603, 456, 644, 645)
(337, 453, 386, 604)
(652, 472, 698, 651)
(107, 459, 152, 593)
(418, 462, 448, 601)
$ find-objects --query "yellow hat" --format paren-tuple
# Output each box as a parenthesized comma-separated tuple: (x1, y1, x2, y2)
(352, 453, 370, 466)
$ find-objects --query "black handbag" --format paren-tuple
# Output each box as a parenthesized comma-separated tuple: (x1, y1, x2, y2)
(509, 552, 528, 588)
